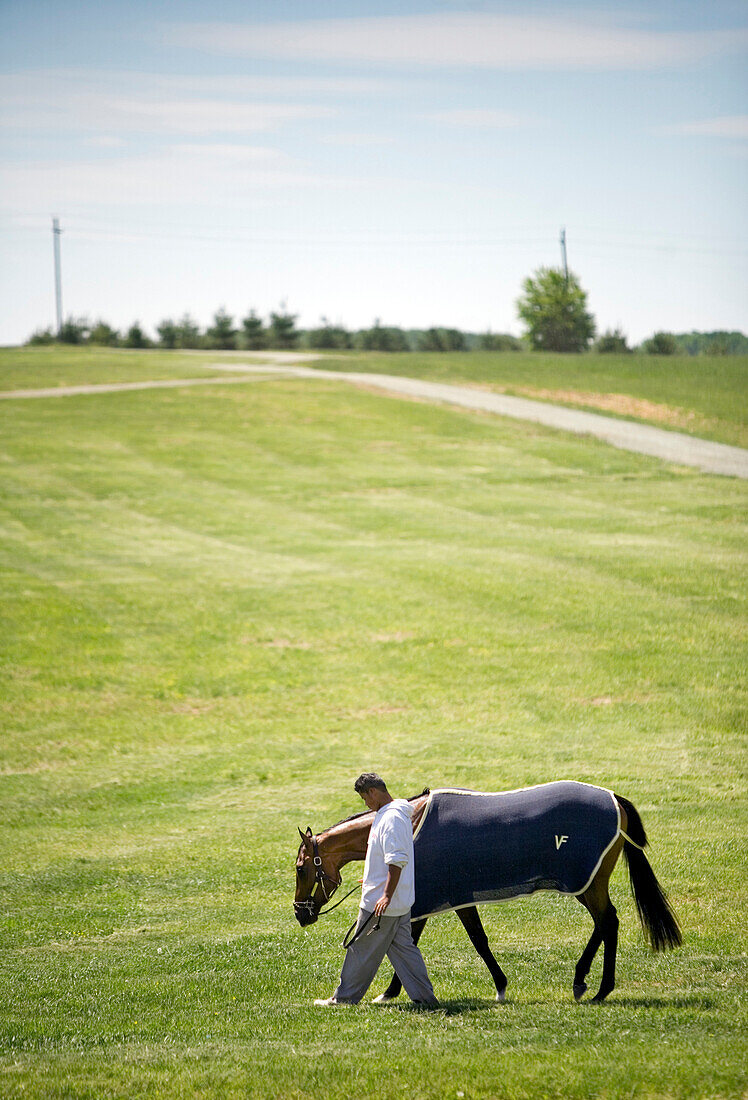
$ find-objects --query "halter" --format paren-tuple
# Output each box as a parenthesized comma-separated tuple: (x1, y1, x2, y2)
(294, 834, 358, 920)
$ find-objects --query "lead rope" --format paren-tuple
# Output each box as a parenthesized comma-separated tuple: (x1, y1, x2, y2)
(317, 882, 359, 916)
(342, 910, 381, 949)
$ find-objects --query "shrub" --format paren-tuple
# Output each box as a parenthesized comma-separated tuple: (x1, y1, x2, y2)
(642, 332, 677, 356)
(124, 323, 150, 348)
(89, 321, 119, 346)
(26, 328, 56, 345)
(417, 328, 467, 352)
(307, 323, 352, 350)
(356, 323, 410, 352)
(58, 317, 89, 345)
(595, 328, 630, 354)
(479, 332, 522, 352)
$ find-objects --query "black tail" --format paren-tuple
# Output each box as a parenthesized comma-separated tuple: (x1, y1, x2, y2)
(615, 795, 682, 952)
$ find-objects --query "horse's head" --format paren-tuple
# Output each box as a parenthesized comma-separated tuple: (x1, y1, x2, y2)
(293, 826, 341, 927)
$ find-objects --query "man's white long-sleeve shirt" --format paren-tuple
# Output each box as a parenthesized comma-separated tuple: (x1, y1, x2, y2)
(360, 799, 415, 916)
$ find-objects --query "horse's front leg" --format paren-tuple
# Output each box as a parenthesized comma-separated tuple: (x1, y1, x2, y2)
(573, 914, 603, 1000)
(372, 918, 428, 1003)
(457, 906, 508, 1001)
(590, 903, 618, 1003)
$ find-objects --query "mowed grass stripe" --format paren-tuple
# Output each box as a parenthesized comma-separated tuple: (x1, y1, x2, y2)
(0, 378, 746, 1098)
(321, 348, 748, 448)
(3, 344, 748, 449)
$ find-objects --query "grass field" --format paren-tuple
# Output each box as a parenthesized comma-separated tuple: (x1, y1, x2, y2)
(322, 349, 748, 449)
(3, 345, 747, 449)
(0, 346, 231, 391)
(1, 350, 746, 1098)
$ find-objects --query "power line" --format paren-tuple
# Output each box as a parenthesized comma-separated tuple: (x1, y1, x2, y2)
(1, 217, 745, 257)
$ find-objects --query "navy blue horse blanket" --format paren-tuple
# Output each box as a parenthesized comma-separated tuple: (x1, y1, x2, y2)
(411, 781, 620, 920)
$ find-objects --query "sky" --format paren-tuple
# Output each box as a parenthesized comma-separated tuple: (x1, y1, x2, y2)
(1, 0, 747, 346)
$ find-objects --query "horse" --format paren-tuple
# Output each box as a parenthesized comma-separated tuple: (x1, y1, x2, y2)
(293, 782, 681, 1003)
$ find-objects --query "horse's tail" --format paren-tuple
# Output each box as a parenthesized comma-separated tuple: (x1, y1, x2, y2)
(615, 794, 682, 952)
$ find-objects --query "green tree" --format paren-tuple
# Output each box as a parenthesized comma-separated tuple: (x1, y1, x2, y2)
(517, 267, 595, 352)
(417, 328, 466, 352)
(705, 336, 729, 357)
(356, 321, 410, 352)
(268, 309, 299, 350)
(642, 331, 677, 356)
(174, 314, 202, 349)
(595, 328, 630, 354)
(307, 320, 352, 350)
(206, 308, 237, 350)
(124, 322, 150, 348)
(157, 319, 179, 349)
(241, 311, 267, 350)
(89, 320, 119, 346)
(58, 317, 89, 345)
(479, 332, 522, 351)
(26, 327, 56, 345)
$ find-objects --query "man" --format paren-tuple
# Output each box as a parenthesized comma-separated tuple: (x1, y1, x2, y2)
(314, 772, 438, 1007)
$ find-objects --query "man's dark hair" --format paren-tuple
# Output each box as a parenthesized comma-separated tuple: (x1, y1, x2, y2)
(354, 772, 388, 795)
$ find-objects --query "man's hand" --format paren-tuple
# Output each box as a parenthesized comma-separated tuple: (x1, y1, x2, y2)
(374, 863, 402, 916)
(374, 894, 390, 916)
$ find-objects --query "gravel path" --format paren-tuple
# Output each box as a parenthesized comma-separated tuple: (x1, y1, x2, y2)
(1, 356, 746, 479)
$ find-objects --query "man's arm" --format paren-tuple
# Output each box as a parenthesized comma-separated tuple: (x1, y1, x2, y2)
(375, 814, 411, 915)
(374, 864, 402, 916)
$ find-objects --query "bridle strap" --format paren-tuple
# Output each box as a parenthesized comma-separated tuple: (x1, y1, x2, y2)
(311, 836, 340, 901)
(294, 834, 358, 918)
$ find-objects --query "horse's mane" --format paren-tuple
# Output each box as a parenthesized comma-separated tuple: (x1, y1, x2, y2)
(327, 788, 430, 830)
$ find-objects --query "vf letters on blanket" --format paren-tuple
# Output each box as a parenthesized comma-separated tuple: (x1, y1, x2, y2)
(411, 781, 620, 921)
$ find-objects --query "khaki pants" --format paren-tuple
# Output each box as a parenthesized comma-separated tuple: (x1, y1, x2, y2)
(333, 908, 438, 1006)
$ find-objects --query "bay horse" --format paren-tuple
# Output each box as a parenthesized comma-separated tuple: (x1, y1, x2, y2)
(293, 784, 681, 1003)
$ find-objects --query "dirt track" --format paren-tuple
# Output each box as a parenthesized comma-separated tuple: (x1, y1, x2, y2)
(1, 354, 746, 479)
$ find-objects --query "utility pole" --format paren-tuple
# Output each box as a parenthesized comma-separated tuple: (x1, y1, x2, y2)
(52, 216, 63, 335)
(560, 226, 568, 283)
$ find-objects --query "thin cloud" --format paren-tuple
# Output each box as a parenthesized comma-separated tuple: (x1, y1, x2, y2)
(661, 115, 748, 138)
(320, 132, 397, 146)
(167, 12, 748, 70)
(0, 145, 333, 212)
(0, 71, 338, 136)
(427, 108, 529, 128)
(0, 68, 408, 101)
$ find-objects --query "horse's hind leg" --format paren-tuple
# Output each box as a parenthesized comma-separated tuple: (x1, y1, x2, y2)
(576, 898, 618, 1003)
(575, 841, 622, 1003)
(457, 906, 508, 1001)
(374, 918, 427, 1002)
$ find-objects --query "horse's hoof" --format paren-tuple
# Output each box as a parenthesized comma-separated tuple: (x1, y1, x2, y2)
(372, 993, 396, 1004)
(573, 982, 588, 1001)
(495, 988, 507, 1003)
(590, 991, 610, 1004)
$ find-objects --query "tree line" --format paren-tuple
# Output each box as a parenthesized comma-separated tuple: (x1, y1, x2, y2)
(26, 267, 748, 355)
(26, 310, 524, 353)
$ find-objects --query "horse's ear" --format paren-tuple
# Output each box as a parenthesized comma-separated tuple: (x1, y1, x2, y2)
(306, 826, 313, 836)
(298, 827, 309, 845)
